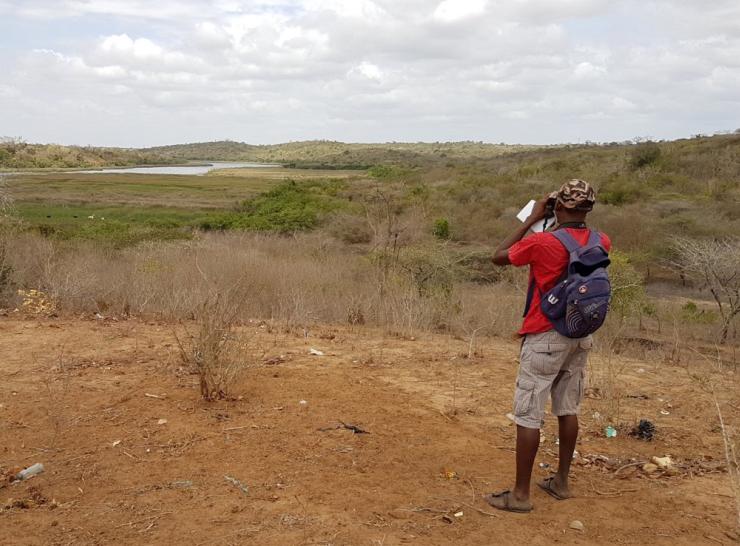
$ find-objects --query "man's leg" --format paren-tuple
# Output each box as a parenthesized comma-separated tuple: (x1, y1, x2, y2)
(545, 335, 591, 499)
(550, 414, 578, 498)
(486, 331, 568, 512)
(513, 425, 541, 502)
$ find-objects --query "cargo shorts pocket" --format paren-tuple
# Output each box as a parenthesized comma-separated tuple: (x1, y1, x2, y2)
(514, 379, 537, 417)
(579, 336, 594, 351)
(528, 343, 569, 375)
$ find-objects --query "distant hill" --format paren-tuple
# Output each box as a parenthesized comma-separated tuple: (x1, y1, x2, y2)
(144, 140, 536, 167)
(0, 139, 176, 170)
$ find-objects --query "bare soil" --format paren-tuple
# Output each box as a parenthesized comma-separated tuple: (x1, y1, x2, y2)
(1, 316, 738, 545)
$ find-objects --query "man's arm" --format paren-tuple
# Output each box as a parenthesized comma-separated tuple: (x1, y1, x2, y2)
(492, 196, 550, 266)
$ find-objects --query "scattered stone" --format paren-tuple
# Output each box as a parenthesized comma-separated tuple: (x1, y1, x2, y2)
(111, 440, 121, 448)
(642, 463, 659, 474)
(309, 348, 325, 356)
(157, 418, 168, 425)
(569, 520, 585, 531)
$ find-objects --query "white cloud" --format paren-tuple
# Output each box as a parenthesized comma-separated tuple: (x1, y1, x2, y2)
(433, 0, 488, 22)
(0, 0, 738, 145)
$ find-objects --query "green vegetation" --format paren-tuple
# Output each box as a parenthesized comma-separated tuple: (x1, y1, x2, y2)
(2, 132, 738, 346)
(4, 133, 739, 266)
(197, 179, 346, 233)
(0, 139, 175, 170)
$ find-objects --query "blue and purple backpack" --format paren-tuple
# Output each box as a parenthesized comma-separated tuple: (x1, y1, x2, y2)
(525, 230, 611, 338)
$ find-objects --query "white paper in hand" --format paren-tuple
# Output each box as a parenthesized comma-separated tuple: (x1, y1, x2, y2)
(516, 200, 552, 233)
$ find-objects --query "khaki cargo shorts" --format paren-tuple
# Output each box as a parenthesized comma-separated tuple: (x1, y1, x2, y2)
(513, 330, 593, 429)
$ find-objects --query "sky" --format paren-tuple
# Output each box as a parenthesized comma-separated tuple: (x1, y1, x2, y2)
(0, 0, 739, 147)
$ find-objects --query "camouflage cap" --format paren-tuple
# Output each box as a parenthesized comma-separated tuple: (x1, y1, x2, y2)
(556, 179, 595, 210)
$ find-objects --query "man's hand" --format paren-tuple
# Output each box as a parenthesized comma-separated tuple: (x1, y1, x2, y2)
(492, 192, 556, 266)
(525, 193, 556, 225)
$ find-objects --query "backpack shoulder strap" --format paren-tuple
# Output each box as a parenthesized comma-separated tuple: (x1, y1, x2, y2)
(586, 230, 602, 249)
(551, 229, 581, 254)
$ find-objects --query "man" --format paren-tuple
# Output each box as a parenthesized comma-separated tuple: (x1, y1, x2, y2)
(485, 179, 611, 513)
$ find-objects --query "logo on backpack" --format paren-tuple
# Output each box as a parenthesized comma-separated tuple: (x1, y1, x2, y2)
(528, 230, 611, 338)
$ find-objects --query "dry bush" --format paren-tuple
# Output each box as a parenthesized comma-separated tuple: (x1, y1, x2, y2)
(670, 237, 740, 343)
(175, 290, 252, 402)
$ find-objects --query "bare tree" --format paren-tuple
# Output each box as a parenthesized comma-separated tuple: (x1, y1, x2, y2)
(670, 237, 740, 343)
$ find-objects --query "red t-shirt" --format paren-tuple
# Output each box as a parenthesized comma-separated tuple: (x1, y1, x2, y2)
(508, 228, 612, 336)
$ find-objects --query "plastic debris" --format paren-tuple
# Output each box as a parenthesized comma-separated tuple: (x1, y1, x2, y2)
(299, 400, 308, 406)
(309, 348, 325, 356)
(630, 419, 656, 441)
(605, 426, 618, 438)
(224, 475, 249, 495)
(660, 410, 670, 416)
(15, 463, 45, 481)
(112, 440, 121, 448)
(454, 511, 464, 518)
(539, 462, 550, 469)
(569, 520, 585, 531)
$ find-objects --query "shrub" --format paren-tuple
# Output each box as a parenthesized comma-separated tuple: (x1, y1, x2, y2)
(175, 291, 252, 401)
(433, 218, 450, 240)
(608, 250, 646, 322)
(630, 142, 661, 169)
(230, 179, 343, 233)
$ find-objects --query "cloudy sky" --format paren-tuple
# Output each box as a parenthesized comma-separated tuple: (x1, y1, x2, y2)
(0, 0, 738, 147)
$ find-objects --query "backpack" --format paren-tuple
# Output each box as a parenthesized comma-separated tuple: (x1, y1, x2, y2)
(525, 229, 611, 338)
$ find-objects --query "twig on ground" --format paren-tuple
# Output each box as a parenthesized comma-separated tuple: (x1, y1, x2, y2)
(614, 461, 647, 476)
(466, 478, 476, 502)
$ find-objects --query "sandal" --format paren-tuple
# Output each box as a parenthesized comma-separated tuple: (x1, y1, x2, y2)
(537, 476, 571, 500)
(483, 491, 533, 513)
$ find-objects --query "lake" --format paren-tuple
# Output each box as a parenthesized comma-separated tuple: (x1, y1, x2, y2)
(80, 162, 279, 175)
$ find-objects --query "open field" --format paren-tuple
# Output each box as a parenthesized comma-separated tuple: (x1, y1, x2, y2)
(7, 169, 361, 208)
(1, 316, 738, 545)
(4, 168, 362, 244)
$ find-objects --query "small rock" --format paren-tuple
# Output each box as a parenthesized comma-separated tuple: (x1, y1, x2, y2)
(642, 463, 659, 474)
(569, 520, 585, 531)
(112, 440, 121, 448)
(309, 348, 325, 356)
(157, 418, 168, 425)
(453, 511, 464, 518)
(651, 456, 673, 469)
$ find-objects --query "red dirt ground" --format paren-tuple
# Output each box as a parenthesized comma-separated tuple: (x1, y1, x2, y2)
(1, 316, 738, 545)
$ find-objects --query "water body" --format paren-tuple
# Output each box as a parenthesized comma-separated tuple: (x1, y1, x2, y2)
(81, 162, 278, 175)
